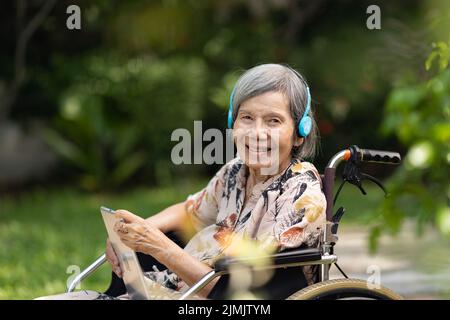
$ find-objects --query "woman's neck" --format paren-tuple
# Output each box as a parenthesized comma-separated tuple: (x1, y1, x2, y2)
(246, 156, 293, 187)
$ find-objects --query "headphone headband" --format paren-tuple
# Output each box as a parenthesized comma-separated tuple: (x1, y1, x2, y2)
(227, 86, 236, 130)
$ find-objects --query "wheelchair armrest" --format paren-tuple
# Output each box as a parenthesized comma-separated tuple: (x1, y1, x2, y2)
(214, 247, 322, 273)
(67, 254, 107, 292)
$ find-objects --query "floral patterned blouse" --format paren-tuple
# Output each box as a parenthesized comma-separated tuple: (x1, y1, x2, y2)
(145, 156, 327, 292)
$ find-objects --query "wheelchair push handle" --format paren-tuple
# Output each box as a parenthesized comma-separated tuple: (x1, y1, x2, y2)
(360, 148, 401, 164)
(323, 145, 402, 223)
(326, 145, 401, 169)
(352, 145, 401, 165)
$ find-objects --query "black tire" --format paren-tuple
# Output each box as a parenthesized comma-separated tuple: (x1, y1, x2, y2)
(286, 278, 403, 300)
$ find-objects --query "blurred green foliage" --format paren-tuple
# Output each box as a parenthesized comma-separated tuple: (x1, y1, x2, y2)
(43, 55, 207, 190)
(369, 40, 450, 251)
(1, 0, 449, 248)
(2, 0, 427, 190)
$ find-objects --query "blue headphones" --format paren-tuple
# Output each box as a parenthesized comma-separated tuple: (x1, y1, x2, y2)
(227, 74, 312, 138)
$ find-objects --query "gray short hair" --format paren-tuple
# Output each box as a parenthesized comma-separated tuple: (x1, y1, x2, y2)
(230, 63, 320, 160)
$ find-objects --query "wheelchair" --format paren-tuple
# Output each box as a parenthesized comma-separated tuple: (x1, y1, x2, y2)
(67, 145, 404, 300)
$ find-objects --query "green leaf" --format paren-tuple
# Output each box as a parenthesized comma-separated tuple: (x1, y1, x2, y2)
(368, 226, 381, 254)
(425, 41, 450, 73)
(42, 128, 87, 169)
(111, 152, 147, 186)
(425, 51, 438, 71)
(113, 127, 141, 159)
(436, 207, 450, 237)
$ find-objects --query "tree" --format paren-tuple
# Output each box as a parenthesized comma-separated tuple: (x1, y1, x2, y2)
(0, 0, 57, 122)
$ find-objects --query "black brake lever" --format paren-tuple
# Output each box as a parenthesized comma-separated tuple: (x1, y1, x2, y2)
(331, 207, 345, 235)
(361, 173, 388, 197)
(355, 182, 366, 195)
(342, 160, 367, 195)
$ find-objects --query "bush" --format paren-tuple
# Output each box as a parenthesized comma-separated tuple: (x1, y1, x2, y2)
(44, 55, 208, 191)
(370, 42, 450, 251)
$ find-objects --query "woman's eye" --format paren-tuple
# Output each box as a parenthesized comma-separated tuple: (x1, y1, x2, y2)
(269, 118, 281, 124)
(241, 115, 252, 120)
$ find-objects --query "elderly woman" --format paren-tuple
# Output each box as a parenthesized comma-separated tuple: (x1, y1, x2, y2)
(37, 63, 326, 300)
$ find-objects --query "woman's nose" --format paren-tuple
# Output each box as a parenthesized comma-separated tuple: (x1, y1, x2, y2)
(246, 120, 270, 142)
(252, 118, 268, 134)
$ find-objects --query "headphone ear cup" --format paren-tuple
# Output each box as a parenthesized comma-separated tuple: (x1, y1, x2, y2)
(298, 116, 312, 137)
(227, 109, 233, 129)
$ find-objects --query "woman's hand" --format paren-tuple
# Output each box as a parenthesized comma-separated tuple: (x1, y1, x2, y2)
(113, 210, 168, 258)
(106, 238, 122, 278)
(114, 209, 218, 298)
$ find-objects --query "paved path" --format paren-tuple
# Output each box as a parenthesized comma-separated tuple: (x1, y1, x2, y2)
(328, 221, 450, 299)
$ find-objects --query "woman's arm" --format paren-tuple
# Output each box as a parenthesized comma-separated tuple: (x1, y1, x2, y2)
(106, 201, 190, 278)
(145, 201, 189, 234)
(150, 236, 219, 298)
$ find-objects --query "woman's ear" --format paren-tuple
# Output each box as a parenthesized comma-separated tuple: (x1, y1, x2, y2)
(294, 137, 304, 147)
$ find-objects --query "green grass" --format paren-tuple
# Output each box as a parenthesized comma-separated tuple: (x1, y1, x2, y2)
(0, 178, 382, 299)
(0, 180, 205, 300)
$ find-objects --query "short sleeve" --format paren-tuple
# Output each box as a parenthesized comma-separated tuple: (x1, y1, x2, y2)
(184, 163, 228, 231)
(272, 162, 327, 250)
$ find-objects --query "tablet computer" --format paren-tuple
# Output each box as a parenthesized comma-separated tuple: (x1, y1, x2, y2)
(100, 206, 150, 300)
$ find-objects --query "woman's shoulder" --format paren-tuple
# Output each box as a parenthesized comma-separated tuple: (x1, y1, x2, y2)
(291, 160, 321, 175)
(214, 157, 244, 179)
(287, 159, 322, 186)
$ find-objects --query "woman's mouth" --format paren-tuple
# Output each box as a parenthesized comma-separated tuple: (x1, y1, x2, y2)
(245, 144, 272, 153)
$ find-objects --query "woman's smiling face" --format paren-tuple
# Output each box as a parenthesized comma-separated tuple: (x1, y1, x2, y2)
(233, 91, 303, 174)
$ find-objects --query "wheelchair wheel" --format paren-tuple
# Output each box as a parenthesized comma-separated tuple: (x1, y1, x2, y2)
(286, 278, 403, 300)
